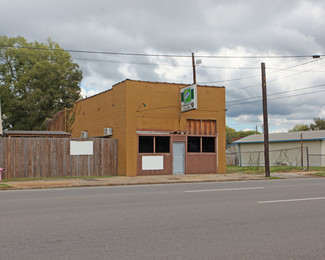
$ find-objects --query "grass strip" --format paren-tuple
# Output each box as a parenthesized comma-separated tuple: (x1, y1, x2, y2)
(0, 183, 12, 188)
(1, 175, 116, 182)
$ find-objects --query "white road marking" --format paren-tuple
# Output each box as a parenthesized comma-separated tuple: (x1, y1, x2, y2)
(185, 186, 264, 193)
(259, 197, 325, 204)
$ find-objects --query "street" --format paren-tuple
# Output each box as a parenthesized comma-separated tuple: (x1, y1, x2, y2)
(1, 178, 325, 259)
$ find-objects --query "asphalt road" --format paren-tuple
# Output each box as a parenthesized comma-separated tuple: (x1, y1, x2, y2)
(1, 178, 325, 259)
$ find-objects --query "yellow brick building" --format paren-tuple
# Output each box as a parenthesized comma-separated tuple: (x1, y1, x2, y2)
(48, 80, 226, 176)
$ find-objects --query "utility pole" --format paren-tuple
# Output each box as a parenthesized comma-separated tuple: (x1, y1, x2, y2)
(0, 99, 2, 135)
(301, 133, 303, 167)
(261, 62, 270, 177)
(192, 52, 196, 84)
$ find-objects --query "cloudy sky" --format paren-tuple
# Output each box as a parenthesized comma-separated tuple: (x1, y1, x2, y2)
(1, 0, 325, 132)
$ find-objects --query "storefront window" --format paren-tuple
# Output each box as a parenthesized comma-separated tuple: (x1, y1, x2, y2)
(202, 137, 215, 153)
(139, 136, 154, 153)
(139, 136, 170, 153)
(156, 137, 170, 153)
(188, 136, 215, 153)
(188, 137, 200, 152)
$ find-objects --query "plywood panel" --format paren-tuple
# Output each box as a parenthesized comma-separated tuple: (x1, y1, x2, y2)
(186, 120, 216, 135)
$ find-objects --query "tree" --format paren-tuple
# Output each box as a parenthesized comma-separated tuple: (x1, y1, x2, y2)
(310, 118, 325, 130)
(289, 124, 310, 132)
(226, 126, 236, 145)
(237, 130, 258, 139)
(226, 126, 259, 145)
(0, 35, 82, 130)
(289, 118, 325, 132)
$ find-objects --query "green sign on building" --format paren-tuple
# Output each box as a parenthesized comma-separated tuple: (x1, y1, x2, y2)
(180, 84, 197, 112)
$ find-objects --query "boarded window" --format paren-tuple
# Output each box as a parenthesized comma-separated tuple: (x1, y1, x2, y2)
(188, 137, 200, 152)
(186, 119, 216, 135)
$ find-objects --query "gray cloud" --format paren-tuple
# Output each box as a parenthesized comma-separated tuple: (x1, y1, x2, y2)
(1, 0, 325, 131)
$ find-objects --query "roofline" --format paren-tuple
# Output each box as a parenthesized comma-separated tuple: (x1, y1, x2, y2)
(236, 137, 325, 144)
(76, 79, 225, 103)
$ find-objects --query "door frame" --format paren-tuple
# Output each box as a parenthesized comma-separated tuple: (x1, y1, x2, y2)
(172, 141, 186, 175)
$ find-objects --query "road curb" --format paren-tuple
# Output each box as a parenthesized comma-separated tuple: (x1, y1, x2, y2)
(0, 176, 268, 190)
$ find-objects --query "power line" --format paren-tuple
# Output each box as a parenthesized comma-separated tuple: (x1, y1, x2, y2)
(226, 83, 325, 104)
(1, 44, 324, 59)
(227, 85, 325, 107)
(199, 74, 260, 84)
(225, 57, 325, 94)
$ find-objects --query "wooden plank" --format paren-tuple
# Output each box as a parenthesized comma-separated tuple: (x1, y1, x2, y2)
(26, 138, 32, 178)
(113, 139, 118, 175)
(35, 139, 41, 178)
(94, 139, 101, 176)
(13, 138, 19, 178)
(0, 138, 7, 179)
(45, 138, 51, 178)
(51, 139, 57, 177)
(62, 139, 67, 177)
(0, 138, 5, 169)
(57, 138, 64, 177)
(0, 137, 118, 179)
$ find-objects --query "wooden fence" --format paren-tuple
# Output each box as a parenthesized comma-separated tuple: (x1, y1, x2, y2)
(0, 137, 118, 179)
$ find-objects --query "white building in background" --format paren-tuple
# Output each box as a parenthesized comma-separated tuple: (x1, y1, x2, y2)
(233, 130, 325, 167)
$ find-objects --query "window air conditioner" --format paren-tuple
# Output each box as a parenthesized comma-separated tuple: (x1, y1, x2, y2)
(81, 131, 88, 138)
(104, 128, 113, 136)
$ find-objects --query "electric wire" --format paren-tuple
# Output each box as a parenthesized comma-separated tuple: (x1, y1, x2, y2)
(3, 44, 325, 112)
(225, 57, 325, 94)
(227, 87, 325, 107)
(226, 83, 325, 104)
(1, 44, 323, 59)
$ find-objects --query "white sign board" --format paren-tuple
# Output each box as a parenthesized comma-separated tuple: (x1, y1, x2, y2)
(180, 84, 198, 112)
(70, 141, 93, 155)
(142, 156, 164, 170)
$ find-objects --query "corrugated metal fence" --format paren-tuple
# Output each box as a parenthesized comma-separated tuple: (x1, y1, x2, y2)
(0, 137, 118, 179)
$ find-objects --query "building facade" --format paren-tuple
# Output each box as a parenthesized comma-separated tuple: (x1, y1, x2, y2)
(48, 80, 226, 176)
(234, 130, 325, 167)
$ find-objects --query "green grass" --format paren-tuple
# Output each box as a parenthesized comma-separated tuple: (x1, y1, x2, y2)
(308, 167, 325, 171)
(310, 171, 325, 177)
(1, 175, 116, 182)
(227, 166, 325, 177)
(226, 166, 309, 175)
(0, 183, 12, 188)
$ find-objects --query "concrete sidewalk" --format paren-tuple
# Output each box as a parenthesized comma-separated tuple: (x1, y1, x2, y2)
(0, 171, 318, 190)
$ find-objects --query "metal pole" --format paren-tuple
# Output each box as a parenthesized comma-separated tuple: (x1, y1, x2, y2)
(261, 62, 270, 177)
(306, 146, 309, 171)
(192, 52, 196, 84)
(301, 133, 303, 167)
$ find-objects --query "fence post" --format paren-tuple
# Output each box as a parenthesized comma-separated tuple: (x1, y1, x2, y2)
(306, 146, 309, 171)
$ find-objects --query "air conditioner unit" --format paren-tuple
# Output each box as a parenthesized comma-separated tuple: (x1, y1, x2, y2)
(81, 131, 88, 138)
(104, 128, 113, 136)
